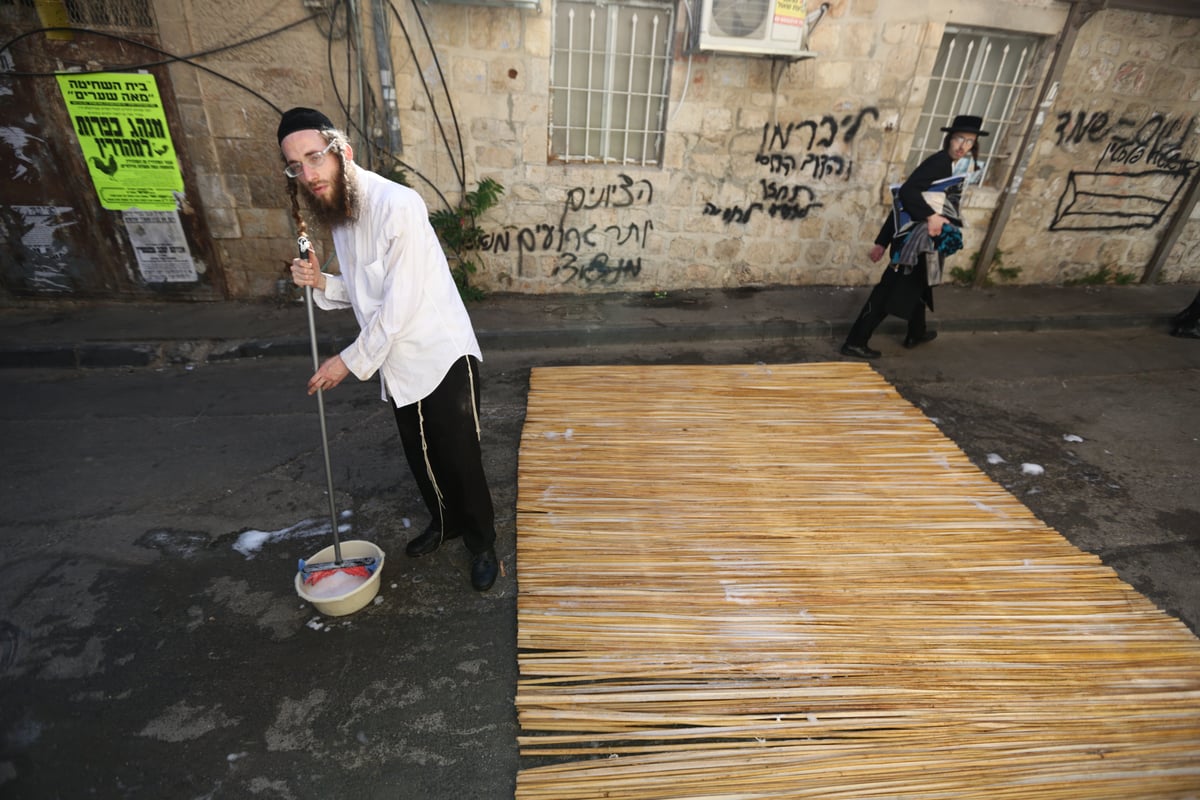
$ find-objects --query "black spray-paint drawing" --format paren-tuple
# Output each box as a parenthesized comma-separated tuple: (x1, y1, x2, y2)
(1050, 169, 1188, 232)
(1049, 110, 1196, 232)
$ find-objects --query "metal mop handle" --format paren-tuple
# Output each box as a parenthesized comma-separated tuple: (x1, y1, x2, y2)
(300, 235, 344, 565)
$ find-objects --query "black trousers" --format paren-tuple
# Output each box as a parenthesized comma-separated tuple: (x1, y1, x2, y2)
(845, 260, 929, 347)
(1172, 289, 1200, 331)
(392, 355, 496, 555)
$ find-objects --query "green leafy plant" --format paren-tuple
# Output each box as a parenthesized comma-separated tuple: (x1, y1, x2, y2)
(428, 177, 505, 302)
(1064, 265, 1137, 286)
(950, 248, 1020, 286)
(948, 265, 977, 285)
(386, 169, 503, 302)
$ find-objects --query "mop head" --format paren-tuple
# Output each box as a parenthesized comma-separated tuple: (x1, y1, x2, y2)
(298, 557, 379, 586)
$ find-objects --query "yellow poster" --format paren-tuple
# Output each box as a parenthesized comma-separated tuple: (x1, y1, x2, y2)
(56, 73, 184, 211)
(775, 0, 806, 27)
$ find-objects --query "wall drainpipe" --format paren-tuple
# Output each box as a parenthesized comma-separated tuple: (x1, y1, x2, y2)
(371, 0, 404, 158)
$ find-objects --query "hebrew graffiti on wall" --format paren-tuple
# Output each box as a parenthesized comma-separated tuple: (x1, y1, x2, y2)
(1050, 110, 1196, 232)
(704, 108, 878, 226)
(481, 174, 653, 286)
(702, 184, 822, 225)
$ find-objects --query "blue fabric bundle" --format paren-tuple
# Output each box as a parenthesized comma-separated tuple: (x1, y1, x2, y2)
(936, 223, 963, 256)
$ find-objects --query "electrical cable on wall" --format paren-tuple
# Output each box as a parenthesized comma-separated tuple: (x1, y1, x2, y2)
(302, 0, 464, 206)
(670, 0, 694, 125)
(377, 0, 466, 189)
(316, 0, 453, 209)
(326, 0, 360, 139)
(405, 0, 467, 194)
(312, 0, 351, 41)
(0, 14, 321, 76)
(0, 21, 325, 112)
(320, 0, 471, 209)
(0, 16, 391, 187)
(323, 0, 373, 161)
(0, 0, 475, 214)
(350, 0, 370, 164)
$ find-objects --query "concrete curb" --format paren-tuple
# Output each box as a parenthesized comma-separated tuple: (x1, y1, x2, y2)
(0, 310, 1177, 369)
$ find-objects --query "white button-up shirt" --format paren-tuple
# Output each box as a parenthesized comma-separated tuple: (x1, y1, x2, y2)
(314, 165, 482, 407)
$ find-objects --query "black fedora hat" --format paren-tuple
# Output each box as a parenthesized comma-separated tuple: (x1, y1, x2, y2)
(941, 114, 989, 137)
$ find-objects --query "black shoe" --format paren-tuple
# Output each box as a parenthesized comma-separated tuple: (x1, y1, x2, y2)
(903, 331, 938, 349)
(470, 548, 498, 591)
(1170, 326, 1200, 339)
(406, 523, 448, 557)
(840, 342, 881, 359)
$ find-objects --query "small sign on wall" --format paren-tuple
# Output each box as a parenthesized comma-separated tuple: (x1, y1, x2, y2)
(123, 210, 198, 283)
(774, 0, 807, 27)
(56, 72, 184, 212)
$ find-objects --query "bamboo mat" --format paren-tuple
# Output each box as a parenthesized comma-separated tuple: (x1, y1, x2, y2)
(514, 363, 1200, 799)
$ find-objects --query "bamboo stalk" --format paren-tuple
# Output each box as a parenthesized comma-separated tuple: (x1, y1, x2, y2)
(513, 363, 1200, 798)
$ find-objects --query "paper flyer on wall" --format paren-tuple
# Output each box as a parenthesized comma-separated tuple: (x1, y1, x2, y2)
(123, 210, 198, 283)
(56, 72, 184, 211)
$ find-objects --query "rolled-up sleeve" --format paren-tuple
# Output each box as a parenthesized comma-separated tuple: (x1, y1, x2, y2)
(314, 274, 352, 310)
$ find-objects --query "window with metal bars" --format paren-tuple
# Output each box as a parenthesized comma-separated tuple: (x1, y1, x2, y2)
(63, 0, 154, 29)
(549, 0, 674, 166)
(907, 27, 1042, 185)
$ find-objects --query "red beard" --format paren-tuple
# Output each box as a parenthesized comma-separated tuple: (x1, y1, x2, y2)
(302, 160, 355, 229)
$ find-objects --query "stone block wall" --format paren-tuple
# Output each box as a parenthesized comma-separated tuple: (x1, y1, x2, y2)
(150, 0, 1197, 298)
(155, 0, 354, 297)
(996, 8, 1200, 285)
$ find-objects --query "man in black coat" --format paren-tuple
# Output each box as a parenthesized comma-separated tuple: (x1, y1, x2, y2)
(841, 115, 988, 359)
(1170, 289, 1200, 339)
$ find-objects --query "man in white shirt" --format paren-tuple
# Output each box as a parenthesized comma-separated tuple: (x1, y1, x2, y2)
(279, 107, 498, 592)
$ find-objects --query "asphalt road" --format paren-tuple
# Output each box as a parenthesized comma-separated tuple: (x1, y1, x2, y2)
(0, 327, 1197, 799)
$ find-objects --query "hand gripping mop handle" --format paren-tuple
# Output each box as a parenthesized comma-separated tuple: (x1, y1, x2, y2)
(300, 235, 350, 567)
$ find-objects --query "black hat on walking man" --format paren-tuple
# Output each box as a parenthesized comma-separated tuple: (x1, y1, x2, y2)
(941, 114, 990, 137)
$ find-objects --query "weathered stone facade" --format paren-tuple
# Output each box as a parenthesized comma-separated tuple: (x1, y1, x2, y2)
(995, 8, 1200, 285)
(2, 0, 1197, 299)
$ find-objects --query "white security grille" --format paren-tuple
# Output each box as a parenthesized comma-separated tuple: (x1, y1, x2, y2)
(907, 27, 1041, 184)
(550, 0, 674, 166)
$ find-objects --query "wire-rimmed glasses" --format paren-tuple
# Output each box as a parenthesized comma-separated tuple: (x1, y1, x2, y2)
(284, 141, 336, 178)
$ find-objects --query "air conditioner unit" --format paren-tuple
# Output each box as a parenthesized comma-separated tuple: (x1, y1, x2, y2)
(694, 0, 816, 59)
